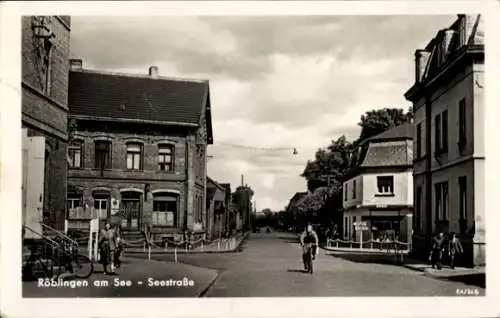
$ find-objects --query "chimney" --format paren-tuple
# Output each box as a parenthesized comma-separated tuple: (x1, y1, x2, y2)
(69, 59, 83, 71)
(149, 66, 159, 78)
(415, 50, 430, 83)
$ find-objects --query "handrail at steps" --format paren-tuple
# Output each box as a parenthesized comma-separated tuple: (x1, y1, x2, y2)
(40, 222, 79, 248)
(23, 225, 62, 250)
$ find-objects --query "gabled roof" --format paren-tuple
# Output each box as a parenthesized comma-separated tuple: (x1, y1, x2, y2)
(344, 124, 413, 178)
(69, 69, 213, 143)
(363, 123, 414, 144)
(207, 177, 225, 191)
(359, 142, 413, 168)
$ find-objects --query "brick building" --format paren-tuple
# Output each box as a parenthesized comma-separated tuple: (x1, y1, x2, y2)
(21, 16, 72, 231)
(405, 14, 484, 267)
(66, 62, 213, 240)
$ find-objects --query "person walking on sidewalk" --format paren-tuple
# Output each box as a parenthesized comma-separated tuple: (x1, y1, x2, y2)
(99, 223, 118, 275)
(448, 232, 464, 269)
(431, 232, 445, 270)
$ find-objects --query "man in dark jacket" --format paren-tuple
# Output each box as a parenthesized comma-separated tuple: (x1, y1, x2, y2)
(431, 232, 445, 270)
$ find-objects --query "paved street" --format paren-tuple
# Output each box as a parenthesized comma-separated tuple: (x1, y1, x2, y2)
(140, 230, 485, 297)
(23, 230, 485, 297)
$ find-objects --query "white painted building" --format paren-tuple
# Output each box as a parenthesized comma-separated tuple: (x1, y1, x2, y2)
(343, 124, 414, 243)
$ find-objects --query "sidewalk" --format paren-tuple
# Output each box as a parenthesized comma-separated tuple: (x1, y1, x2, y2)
(23, 258, 219, 298)
(320, 244, 485, 287)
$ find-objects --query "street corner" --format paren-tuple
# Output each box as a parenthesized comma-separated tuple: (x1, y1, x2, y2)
(23, 258, 220, 298)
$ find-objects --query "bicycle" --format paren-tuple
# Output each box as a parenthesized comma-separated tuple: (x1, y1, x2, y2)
(302, 243, 316, 274)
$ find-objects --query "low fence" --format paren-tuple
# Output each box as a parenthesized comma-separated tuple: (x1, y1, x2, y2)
(326, 238, 410, 250)
(71, 231, 239, 263)
(325, 238, 410, 262)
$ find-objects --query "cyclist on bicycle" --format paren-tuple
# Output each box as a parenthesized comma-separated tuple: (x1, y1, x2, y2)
(300, 224, 319, 270)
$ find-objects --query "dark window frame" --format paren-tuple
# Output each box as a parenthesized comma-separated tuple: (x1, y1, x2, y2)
(416, 122, 422, 159)
(458, 98, 467, 150)
(68, 140, 83, 169)
(94, 140, 112, 169)
(376, 176, 394, 195)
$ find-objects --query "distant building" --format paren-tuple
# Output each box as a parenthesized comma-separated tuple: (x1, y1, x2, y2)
(206, 177, 227, 240)
(66, 62, 213, 241)
(405, 14, 484, 267)
(21, 16, 72, 232)
(343, 123, 414, 243)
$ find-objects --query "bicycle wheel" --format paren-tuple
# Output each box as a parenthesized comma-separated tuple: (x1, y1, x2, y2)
(30, 258, 53, 279)
(72, 254, 94, 279)
(308, 251, 314, 274)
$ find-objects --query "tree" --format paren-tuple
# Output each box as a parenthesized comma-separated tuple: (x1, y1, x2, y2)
(232, 185, 254, 231)
(357, 107, 413, 143)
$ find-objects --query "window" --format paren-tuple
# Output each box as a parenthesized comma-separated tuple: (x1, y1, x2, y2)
(158, 144, 173, 172)
(352, 180, 356, 199)
(416, 123, 422, 159)
(415, 186, 422, 231)
(376, 176, 394, 195)
(67, 197, 82, 218)
(459, 98, 466, 148)
(434, 113, 441, 154)
(434, 111, 448, 155)
(152, 195, 177, 227)
(344, 218, 348, 237)
(459, 176, 467, 233)
(126, 143, 143, 170)
(95, 141, 111, 169)
(441, 110, 448, 152)
(68, 141, 83, 168)
(344, 183, 348, 201)
(94, 198, 108, 219)
(434, 182, 449, 222)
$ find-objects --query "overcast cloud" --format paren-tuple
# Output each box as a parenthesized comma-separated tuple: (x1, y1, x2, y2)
(70, 15, 456, 211)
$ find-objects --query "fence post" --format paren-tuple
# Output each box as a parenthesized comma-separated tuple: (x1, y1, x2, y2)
(148, 244, 151, 262)
(174, 247, 178, 263)
(336, 240, 338, 248)
(143, 242, 146, 253)
(164, 241, 168, 252)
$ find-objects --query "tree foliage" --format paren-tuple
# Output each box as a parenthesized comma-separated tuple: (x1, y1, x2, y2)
(357, 107, 413, 142)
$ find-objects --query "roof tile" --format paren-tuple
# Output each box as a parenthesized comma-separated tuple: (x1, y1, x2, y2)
(69, 70, 208, 125)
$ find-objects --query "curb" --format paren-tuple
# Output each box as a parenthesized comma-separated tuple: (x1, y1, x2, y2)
(124, 232, 250, 255)
(198, 271, 221, 297)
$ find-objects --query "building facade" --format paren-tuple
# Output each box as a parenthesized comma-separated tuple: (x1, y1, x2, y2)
(405, 14, 484, 267)
(343, 124, 414, 243)
(66, 62, 213, 240)
(21, 16, 72, 231)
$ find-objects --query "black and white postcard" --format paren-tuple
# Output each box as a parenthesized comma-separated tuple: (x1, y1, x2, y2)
(1, 1, 499, 318)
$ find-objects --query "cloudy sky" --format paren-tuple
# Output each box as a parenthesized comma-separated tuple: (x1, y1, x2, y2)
(70, 15, 456, 211)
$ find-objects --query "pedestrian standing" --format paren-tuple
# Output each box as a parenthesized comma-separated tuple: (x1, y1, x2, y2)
(448, 232, 464, 269)
(99, 223, 118, 275)
(431, 232, 445, 270)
